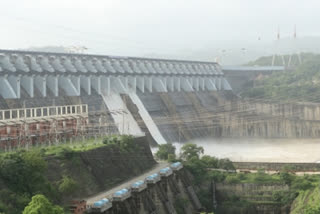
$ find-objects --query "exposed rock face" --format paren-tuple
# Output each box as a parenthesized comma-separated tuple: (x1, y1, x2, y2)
(45, 136, 156, 201)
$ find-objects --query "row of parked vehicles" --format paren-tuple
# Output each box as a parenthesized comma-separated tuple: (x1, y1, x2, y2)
(90, 162, 183, 213)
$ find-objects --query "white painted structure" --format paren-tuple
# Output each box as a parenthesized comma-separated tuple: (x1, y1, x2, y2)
(0, 104, 88, 125)
(129, 92, 167, 144)
(101, 92, 143, 136)
(0, 49, 232, 99)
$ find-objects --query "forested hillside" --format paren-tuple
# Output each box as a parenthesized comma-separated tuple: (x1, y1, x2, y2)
(247, 53, 316, 67)
(0, 136, 155, 214)
(243, 53, 320, 102)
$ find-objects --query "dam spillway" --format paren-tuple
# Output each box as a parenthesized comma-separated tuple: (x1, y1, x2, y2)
(128, 92, 167, 144)
(1, 49, 320, 149)
(101, 92, 143, 136)
(0, 49, 231, 147)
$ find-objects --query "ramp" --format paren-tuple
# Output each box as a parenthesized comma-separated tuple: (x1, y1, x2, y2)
(101, 92, 143, 136)
(128, 92, 167, 144)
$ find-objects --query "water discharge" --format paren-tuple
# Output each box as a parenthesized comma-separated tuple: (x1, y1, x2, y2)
(171, 138, 320, 163)
(102, 92, 143, 136)
(129, 92, 167, 144)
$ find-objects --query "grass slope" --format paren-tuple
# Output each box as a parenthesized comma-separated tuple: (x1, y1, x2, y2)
(290, 186, 320, 214)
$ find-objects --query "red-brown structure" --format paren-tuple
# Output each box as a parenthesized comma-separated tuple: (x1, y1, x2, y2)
(69, 200, 87, 214)
(0, 105, 88, 151)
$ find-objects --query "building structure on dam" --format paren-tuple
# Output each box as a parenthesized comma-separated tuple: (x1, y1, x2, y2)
(0, 49, 233, 147)
(1, 49, 320, 149)
(0, 49, 231, 99)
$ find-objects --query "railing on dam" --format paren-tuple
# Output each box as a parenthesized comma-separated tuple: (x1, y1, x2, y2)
(78, 162, 201, 214)
(0, 49, 232, 99)
(0, 104, 88, 124)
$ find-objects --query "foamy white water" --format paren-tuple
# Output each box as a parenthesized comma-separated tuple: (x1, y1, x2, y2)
(174, 138, 320, 163)
(129, 92, 167, 144)
(102, 93, 143, 136)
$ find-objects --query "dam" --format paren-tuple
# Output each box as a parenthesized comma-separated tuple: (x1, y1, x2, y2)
(1, 49, 320, 163)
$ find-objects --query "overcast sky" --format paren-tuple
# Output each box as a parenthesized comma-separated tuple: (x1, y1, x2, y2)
(1, 0, 320, 56)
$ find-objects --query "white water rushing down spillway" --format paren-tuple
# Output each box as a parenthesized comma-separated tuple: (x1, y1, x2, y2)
(129, 92, 167, 144)
(102, 92, 143, 136)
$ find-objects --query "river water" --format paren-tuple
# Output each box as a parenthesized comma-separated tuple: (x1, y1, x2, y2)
(169, 138, 320, 163)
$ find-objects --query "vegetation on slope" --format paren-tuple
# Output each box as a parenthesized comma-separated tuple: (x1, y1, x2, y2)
(23, 194, 64, 214)
(155, 143, 176, 160)
(158, 143, 320, 214)
(0, 135, 150, 214)
(243, 53, 320, 102)
(290, 186, 320, 214)
(247, 53, 316, 67)
(0, 150, 58, 214)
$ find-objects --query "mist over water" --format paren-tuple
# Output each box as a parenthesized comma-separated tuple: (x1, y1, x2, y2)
(171, 138, 320, 163)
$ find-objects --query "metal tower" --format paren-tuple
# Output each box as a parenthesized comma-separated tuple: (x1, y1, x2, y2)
(287, 25, 302, 67)
(272, 27, 286, 66)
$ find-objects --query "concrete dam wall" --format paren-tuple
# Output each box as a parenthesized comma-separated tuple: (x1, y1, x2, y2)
(219, 99, 320, 138)
(214, 182, 290, 214)
(2, 89, 320, 149)
(1, 50, 320, 147)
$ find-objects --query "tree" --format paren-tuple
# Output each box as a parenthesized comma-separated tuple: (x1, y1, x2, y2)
(201, 155, 219, 168)
(156, 144, 176, 160)
(0, 151, 47, 194)
(58, 175, 78, 195)
(279, 171, 294, 185)
(23, 194, 64, 214)
(185, 156, 207, 182)
(225, 175, 240, 184)
(180, 143, 204, 160)
(217, 158, 235, 170)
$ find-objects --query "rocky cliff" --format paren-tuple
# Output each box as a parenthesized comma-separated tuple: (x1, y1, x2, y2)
(45, 136, 156, 201)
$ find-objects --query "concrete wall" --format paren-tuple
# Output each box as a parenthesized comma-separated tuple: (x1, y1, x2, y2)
(100, 169, 202, 214)
(233, 162, 320, 171)
(215, 183, 290, 214)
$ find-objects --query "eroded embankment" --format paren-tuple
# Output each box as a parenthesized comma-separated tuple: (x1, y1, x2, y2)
(0, 136, 156, 214)
(45, 136, 156, 200)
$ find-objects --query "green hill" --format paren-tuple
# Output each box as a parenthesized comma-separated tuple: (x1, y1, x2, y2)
(247, 53, 317, 67)
(242, 53, 320, 102)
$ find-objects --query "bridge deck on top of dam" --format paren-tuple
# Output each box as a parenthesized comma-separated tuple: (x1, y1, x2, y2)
(222, 65, 285, 72)
(0, 49, 232, 99)
(85, 162, 169, 205)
